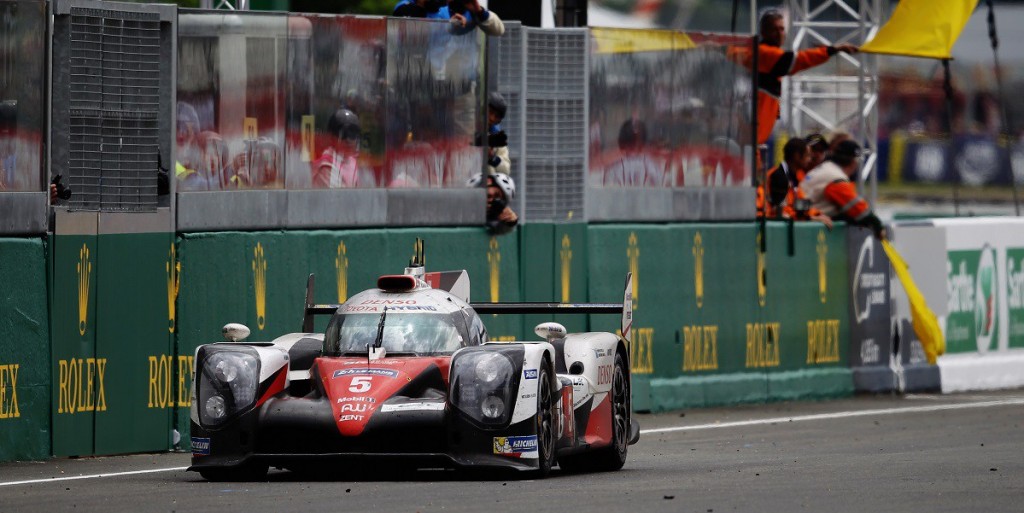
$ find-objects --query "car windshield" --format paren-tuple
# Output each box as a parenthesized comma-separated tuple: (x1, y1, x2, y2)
(324, 312, 464, 356)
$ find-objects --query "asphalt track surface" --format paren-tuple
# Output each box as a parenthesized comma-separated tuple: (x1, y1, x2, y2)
(3, 390, 1022, 513)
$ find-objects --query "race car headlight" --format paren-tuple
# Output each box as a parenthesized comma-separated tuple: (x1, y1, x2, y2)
(474, 353, 504, 383)
(450, 348, 521, 427)
(197, 347, 260, 428)
(481, 395, 505, 419)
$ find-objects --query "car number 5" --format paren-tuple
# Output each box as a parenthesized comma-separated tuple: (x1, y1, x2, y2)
(349, 376, 372, 393)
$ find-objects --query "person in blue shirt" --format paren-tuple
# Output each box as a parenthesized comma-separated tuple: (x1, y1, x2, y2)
(393, 0, 505, 36)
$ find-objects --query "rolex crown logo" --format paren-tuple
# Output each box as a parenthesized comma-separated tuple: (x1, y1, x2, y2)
(252, 242, 267, 330)
(336, 241, 349, 303)
(756, 233, 767, 307)
(693, 232, 705, 308)
(77, 244, 92, 336)
(166, 244, 180, 333)
(488, 237, 501, 303)
(817, 230, 828, 303)
(560, 234, 572, 303)
(627, 232, 640, 310)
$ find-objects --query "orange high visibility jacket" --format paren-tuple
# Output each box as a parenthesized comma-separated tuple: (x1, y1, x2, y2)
(757, 162, 820, 219)
(801, 160, 883, 235)
(730, 43, 836, 145)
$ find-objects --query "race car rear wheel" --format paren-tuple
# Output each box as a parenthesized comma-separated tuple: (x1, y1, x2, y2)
(559, 351, 628, 473)
(533, 363, 557, 477)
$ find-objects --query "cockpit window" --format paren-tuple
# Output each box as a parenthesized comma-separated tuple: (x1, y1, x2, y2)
(323, 312, 465, 356)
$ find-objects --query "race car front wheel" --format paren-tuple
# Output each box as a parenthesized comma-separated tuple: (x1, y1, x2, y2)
(533, 363, 557, 477)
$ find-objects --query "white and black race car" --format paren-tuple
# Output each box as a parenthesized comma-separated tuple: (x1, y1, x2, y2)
(188, 243, 638, 480)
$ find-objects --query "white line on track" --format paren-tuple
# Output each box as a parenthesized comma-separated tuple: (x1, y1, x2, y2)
(639, 398, 1024, 435)
(2, 398, 1022, 487)
(0, 466, 189, 487)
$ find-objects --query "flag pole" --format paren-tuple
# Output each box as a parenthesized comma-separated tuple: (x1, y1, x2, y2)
(942, 59, 960, 217)
(985, 0, 1021, 216)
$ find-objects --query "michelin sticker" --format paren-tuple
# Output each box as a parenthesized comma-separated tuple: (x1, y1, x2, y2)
(493, 435, 539, 458)
(192, 437, 211, 456)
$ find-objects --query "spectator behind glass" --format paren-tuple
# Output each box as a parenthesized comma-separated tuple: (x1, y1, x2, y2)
(467, 172, 517, 235)
(175, 102, 202, 186)
(603, 118, 668, 187)
(0, 100, 15, 190)
(313, 108, 375, 188)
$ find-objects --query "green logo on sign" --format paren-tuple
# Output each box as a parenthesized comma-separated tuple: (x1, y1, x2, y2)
(1006, 249, 1024, 348)
(947, 246, 999, 353)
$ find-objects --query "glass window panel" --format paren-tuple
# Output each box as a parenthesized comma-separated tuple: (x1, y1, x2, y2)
(287, 15, 386, 189)
(588, 29, 753, 188)
(0, 0, 46, 192)
(177, 11, 287, 191)
(384, 17, 484, 189)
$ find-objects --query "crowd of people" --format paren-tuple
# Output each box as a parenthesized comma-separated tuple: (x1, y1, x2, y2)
(758, 132, 885, 240)
(19, 5, 891, 239)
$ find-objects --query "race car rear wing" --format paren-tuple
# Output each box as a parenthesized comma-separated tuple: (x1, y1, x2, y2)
(301, 272, 635, 344)
(470, 272, 634, 344)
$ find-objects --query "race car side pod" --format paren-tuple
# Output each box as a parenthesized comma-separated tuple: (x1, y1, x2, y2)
(471, 272, 634, 346)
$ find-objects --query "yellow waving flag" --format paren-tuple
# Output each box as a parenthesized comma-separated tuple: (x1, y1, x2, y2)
(861, 0, 979, 60)
(882, 240, 945, 364)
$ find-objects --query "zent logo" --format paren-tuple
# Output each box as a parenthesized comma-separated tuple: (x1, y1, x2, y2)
(523, 369, 538, 380)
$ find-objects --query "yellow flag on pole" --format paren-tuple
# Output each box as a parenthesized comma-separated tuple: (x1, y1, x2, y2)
(881, 240, 945, 364)
(861, 0, 979, 60)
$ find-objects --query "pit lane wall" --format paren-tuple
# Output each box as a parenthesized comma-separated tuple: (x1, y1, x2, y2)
(585, 222, 853, 412)
(0, 237, 50, 461)
(890, 217, 1024, 393)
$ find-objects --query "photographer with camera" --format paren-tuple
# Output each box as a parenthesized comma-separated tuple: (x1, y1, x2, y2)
(49, 174, 72, 204)
(464, 92, 516, 235)
(467, 172, 517, 235)
(484, 92, 511, 174)
(393, 0, 505, 37)
(760, 137, 832, 228)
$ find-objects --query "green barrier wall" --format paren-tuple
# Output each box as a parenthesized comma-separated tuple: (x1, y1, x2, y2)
(95, 233, 174, 454)
(174, 227, 522, 446)
(50, 230, 174, 457)
(3, 222, 855, 462)
(51, 232, 97, 457)
(0, 238, 51, 461)
(587, 222, 852, 412)
(519, 224, 590, 338)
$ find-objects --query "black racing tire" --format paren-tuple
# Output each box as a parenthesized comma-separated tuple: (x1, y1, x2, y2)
(533, 363, 557, 478)
(199, 462, 269, 482)
(558, 351, 629, 473)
